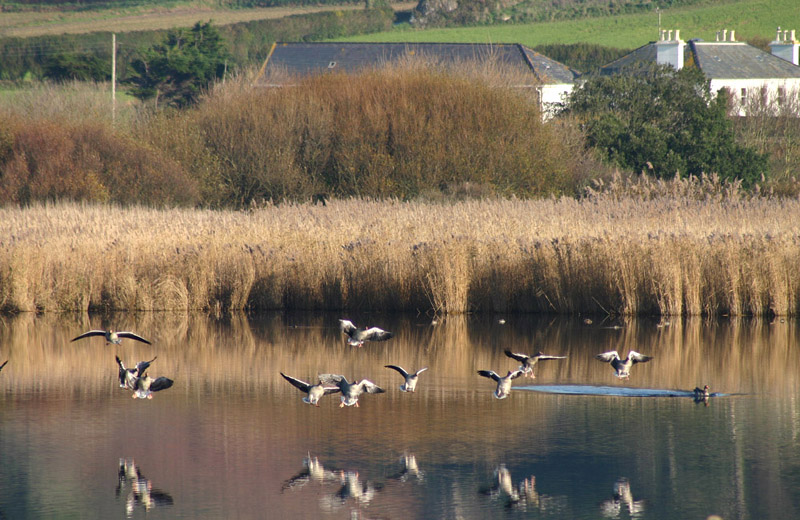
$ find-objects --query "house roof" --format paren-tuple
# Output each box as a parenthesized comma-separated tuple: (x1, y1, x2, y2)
(255, 42, 578, 85)
(689, 41, 800, 79)
(599, 39, 800, 79)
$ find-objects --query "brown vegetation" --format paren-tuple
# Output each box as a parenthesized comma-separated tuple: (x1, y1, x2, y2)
(1, 175, 799, 316)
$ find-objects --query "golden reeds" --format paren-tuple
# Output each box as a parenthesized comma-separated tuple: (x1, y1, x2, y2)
(2, 175, 799, 316)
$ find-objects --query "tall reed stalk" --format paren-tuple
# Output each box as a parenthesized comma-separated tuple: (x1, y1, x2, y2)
(1, 175, 799, 316)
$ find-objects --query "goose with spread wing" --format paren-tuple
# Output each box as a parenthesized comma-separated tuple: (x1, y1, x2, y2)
(477, 369, 523, 399)
(116, 355, 157, 390)
(132, 373, 174, 399)
(338, 319, 393, 347)
(72, 329, 151, 346)
(504, 349, 567, 378)
(318, 374, 385, 407)
(384, 365, 428, 392)
(595, 350, 653, 379)
(280, 372, 341, 406)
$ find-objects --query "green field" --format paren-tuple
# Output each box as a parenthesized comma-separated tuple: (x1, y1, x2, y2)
(337, 0, 800, 48)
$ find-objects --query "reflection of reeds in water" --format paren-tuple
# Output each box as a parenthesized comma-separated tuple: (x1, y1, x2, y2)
(2, 313, 798, 400)
(2, 190, 800, 315)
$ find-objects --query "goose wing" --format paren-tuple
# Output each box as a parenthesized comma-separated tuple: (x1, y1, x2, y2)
(280, 372, 312, 393)
(536, 353, 567, 361)
(135, 356, 157, 376)
(509, 370, 524, 380)
(477, 370, 501, 382)
(413, 367, 429, 377)
(595, 351, 621, 363)
(149, 377, 174, 393)
(384, 365, 409, 378)
(358, 379, 385, 394)
(504, 350, 530, 363)
(362, 327, 393, 342)
(628, 351, 653, 364)
(0, 360, 7, 372)
(322, 386, 342, 395)
(71, 330, 108, 342)
(115, 331, 152, 345)
(338, 320, 357, 337)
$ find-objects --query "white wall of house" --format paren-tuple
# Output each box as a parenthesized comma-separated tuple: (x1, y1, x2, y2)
(710, 78, 800, 115)
(539, 83, 574, 120)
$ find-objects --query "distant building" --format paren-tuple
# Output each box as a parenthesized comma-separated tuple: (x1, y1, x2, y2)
(600, 28, 800, 115)
(254, 42, 579, 118)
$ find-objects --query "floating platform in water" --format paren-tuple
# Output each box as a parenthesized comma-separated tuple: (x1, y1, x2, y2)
(516, 385, 726, 398)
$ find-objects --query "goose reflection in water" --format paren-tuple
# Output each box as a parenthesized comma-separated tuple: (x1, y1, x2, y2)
(600, 478, 645, 518)
(480, 465, 538, 510)
(282, 455, 342, 492)
(388, 452, 424, 483)
(116, 458, 173, 517)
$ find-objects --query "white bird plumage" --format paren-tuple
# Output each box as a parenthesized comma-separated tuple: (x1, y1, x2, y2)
(595, 350, 653, 379)
(477, 369, 523, 399)
(384, 365, 428, 392)
(318, 374, 385, 407)
(338, 319, 393, 347)
(71, 329, 151, 346)
(280, 372, 341, 406)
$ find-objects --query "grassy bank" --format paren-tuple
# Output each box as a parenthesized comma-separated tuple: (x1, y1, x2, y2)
(2, 176, 799, 316)
(341, 0, 800, 48)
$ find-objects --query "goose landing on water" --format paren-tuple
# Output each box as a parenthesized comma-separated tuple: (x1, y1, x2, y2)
(595, 350, 653, 379)
(280, 372, 341, 406)
(338, 319, 393, 347)
(71, 329, 151, 346)
(477, 370, 523, 399)
(318, 374, 385, 407)
(116, 355, 157, 390)
(132, 373, 174, 399)
(384, 365, 428, 392)
(504, 350, 567, 378)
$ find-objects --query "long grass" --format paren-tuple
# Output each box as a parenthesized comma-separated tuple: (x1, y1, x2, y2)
(2, 175, 799, 316)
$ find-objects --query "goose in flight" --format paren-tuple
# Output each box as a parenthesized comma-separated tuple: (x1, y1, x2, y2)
(318, 374, 385, 407)
(595, 350, 652, 379)
(503, 349, 567, 378)
(280, 372, 341, 406)
(132, 373, 174, 399)
(71, 329, 151, 346)
(477, 369, 523, 399)
(338, 319, 393, 347)
(384, 365, 428, 392)
(116, 355, 157, 390)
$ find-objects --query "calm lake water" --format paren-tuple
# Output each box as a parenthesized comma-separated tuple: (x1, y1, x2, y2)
(1, 312, 799, 519)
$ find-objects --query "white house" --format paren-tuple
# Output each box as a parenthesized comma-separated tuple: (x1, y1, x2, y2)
(600, 28, 800, 115)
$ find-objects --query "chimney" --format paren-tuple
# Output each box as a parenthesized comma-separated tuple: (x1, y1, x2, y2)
(770, 26, 800, 65)
(729, 30, 735, 42)
(656, 28, 685, 69)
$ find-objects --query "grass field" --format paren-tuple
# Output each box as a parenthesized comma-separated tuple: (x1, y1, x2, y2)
(0, 2, 416, 38)
(338, 0, 800, 48)
(2, 176, 799, 317)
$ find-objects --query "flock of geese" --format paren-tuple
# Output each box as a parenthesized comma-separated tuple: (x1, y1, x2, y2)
(276, 319, 713, 407)
(0, 320, 710, 404)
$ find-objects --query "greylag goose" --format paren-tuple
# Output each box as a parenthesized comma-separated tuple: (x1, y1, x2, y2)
(318, 374, 385, 407)
(504, 349, 567, 378)
(595, 350, 652, 379)
(477, 369, 523, 399)
(132, 373, 174, 399)
(71, 329, 151, 346)
(116, 355, 157, 390)
(280, 372, 341, 406)
(693, 384, 711, 405)
(384, 365, 428, 392)
(338, 319, 393, 347)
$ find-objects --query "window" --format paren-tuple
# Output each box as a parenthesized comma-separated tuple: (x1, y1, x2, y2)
(740, 88, 747, 100)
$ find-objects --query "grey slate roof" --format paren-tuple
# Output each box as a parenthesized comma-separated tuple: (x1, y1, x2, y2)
(689, 41, 800, 79)
(599, 39, 800, 79)
(256, 42, 578, 85)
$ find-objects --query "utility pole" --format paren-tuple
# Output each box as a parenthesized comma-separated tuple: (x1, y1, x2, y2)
(112, 33, 117, 123)
(656, 7, 661, 39)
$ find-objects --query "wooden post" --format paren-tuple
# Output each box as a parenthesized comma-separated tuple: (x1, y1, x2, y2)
(112, 33, 117, 123)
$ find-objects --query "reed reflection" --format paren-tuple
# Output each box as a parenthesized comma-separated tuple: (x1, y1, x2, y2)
(116, 458, 173, 517)
(599, 478, 645, 518)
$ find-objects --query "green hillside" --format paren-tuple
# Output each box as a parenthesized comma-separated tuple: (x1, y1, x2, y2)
(337, 0, 800, 48)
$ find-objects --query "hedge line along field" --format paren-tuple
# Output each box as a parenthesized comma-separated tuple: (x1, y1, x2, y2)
(2, 176, 799, 316)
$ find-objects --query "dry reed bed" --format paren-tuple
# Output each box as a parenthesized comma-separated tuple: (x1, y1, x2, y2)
(2, 190, 800, 315)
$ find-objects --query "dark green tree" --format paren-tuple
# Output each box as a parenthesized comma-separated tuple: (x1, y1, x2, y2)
(43, 53, 110, 82)
(128, 21, 228, 109)
(561, 63, 767, 186)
